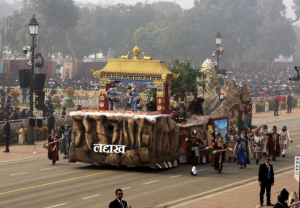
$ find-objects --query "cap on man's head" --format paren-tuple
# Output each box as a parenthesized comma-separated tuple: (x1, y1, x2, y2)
(127, 86, 132, 90)
(273, 126, 277, 130)
(111, 83, 116, 88)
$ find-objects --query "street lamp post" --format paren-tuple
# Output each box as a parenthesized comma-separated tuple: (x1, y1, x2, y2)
(27, 15, 39, 146)
(215, 30, 222, 73)
(28, 15, 39, 118)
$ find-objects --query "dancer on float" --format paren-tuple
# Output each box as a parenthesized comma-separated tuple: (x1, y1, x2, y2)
(106, 83, 119, 110)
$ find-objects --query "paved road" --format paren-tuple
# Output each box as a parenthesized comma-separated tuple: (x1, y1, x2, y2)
(0, 117, 299, 208)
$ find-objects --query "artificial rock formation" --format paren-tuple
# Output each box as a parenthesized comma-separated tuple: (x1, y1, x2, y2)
(199, 59, 244, 119)
(69, 112, 179, 166)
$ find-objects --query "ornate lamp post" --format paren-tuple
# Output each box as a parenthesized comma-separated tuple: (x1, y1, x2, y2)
(28, 15, 39, 117)
(27, 15, 39, 146)
(215, 30, 222, 73)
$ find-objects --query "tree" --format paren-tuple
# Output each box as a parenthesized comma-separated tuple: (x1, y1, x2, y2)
(169, 59, 201, 101)
(150, 1, 183, 15)
(0, 0, 16, 17)
(31, 0, 81, 62)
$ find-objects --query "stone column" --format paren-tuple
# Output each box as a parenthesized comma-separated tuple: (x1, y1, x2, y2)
(265, 102, 269, 112)
(252, 103, 256, 114)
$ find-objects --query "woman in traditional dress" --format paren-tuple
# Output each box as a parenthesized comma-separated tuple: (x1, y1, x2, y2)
(207, 137, 230, 173)
(252, 129, 264, 165)
(46, 129, 61, 165)
(226, 127, 238, 163)
(233, 132, 253, 169)
(279, 126, 293, 158)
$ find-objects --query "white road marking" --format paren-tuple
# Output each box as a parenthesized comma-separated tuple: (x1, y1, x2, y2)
(289, 148, 292, 149)
(158, 168, 293, 208)
(0, 156, 46, 166)
(169, 175, 182, 178)
(41, 167, 57, 171)
(197, 169, 206, 172)
(45, 203, 68, 208)
(81, 194, 100, 200)
(297, 145, 300, 147)
(122, 187, 131, 190)
(143, 180, 159, 185)
(11, 172, 28, 176)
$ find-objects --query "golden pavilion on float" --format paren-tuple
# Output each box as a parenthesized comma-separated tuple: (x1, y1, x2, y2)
(92, 45, 177, 114)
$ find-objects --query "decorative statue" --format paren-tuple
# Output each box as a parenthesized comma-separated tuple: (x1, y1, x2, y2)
(188, 97, 205, 116)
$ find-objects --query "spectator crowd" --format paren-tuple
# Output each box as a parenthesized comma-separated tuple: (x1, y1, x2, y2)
(232, 67, 300, 98)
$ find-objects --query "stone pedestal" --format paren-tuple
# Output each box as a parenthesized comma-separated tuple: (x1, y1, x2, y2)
(252, 103, 256, 114)
(265, 102, 269, 112)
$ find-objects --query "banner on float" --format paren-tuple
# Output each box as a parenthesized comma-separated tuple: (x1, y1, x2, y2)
(62, 62, 73, 80)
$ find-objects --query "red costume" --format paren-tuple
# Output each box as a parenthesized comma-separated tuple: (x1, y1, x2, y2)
(267, 126, 281, 160)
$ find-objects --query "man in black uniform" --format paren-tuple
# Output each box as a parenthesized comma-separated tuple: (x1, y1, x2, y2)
(258, 156, 274, 206)
(274, 97, 279, 116)
(3, 116, 10, 153)
(185, 130, 205, 176)
(287, 93, 292, 113)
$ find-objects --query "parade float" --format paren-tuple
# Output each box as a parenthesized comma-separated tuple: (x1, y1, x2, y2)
(69, 46, 180, 168)
(68, 47, 254, 168)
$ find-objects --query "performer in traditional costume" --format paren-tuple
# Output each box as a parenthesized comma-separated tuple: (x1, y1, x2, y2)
(279, 126, 293, 158)
(209, 132, 216, 164)
(246, 128, 255, 153)
(46, 129, 61, 165)
(185, 130, 205, 176)
(58, 124, 72, 159)
(127, 86, 141, 112)
(106, 83, 119, 110)
(225, 127, 238, 163)
(207, 137, 231, 173)
(233, 132, 253, 169)
(253, 129, 264, 165)
(260, 124, 270, 156)
(266, 126, 281, 161)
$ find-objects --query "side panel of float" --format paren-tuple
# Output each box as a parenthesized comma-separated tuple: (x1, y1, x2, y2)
(68, 111, 179, 169)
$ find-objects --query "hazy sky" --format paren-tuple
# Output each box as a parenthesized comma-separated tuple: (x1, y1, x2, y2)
(79, 0, 296, 18)
(79, 0, 194, 9)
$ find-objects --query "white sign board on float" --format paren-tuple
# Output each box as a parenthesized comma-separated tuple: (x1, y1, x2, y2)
(295, 156, 300, 182)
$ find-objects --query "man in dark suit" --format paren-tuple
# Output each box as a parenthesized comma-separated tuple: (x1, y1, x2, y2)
(274, 97, 279, 116)
(287, 94, 292, 113)
(3, 117, 10, 153)
(109, 189, 130, 208)
(258, 156, 274, 206)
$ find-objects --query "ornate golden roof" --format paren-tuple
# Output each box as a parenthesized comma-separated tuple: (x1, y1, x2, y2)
(92, 46, 177, 83)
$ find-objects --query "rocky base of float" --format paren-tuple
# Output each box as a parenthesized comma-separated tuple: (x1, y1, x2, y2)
(69, 111, 180, 166)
